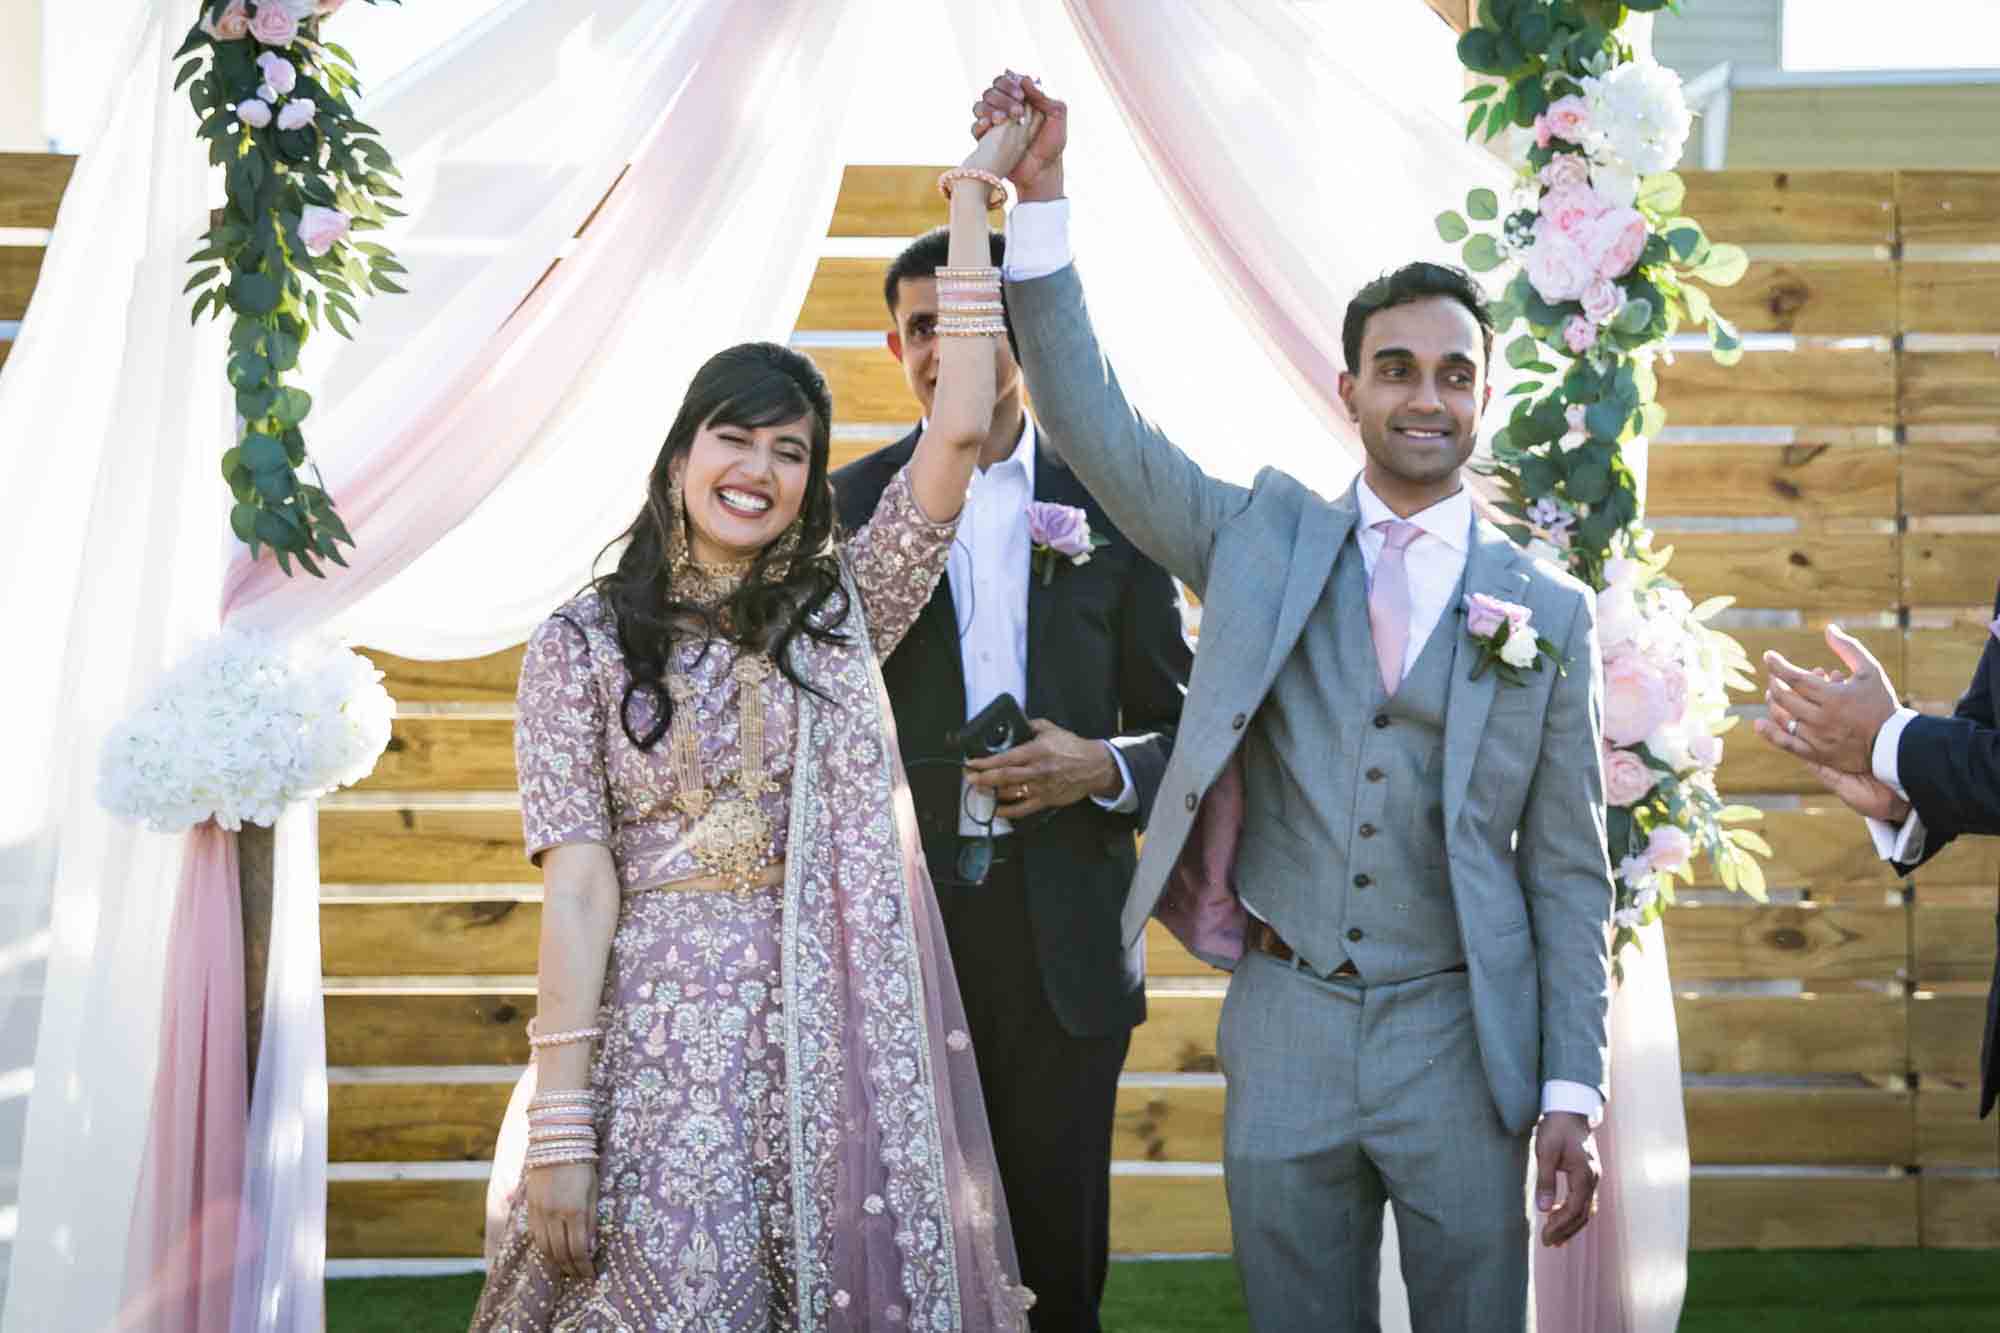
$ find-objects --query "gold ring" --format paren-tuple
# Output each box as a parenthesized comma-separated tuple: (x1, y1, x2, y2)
(1786, 717, 1798, 736)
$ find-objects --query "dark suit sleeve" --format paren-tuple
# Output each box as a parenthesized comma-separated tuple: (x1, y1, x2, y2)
(1106, 554, 1194, 832)
(1895, 590, 2000, 871)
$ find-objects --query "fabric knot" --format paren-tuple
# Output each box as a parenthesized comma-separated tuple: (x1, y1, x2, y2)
(1374, 518, 1422, 551)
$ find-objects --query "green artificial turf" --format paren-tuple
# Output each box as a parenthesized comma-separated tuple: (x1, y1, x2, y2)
(327, 1250, 1998, 1331)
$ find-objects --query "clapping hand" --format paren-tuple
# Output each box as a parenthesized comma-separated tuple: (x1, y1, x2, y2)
(970, 71, 1068, 203)
(1757, 625, 1901, 775)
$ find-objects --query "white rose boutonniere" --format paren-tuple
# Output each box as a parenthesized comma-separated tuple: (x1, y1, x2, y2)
(1464, 592, 1563, 685)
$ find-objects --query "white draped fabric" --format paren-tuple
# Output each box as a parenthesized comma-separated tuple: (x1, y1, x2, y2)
(0, 2, 1685, 1329)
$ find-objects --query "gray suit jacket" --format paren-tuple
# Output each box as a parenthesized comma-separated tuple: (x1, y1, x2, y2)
(1008, 262, 1614, 1130)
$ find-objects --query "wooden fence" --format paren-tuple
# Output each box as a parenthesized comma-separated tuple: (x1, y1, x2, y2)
(3, 158, 1996, 1261)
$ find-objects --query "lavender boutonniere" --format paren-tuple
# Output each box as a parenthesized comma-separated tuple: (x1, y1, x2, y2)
(1026, 501, 1107, 586)
(1463, 592, 1564, 686)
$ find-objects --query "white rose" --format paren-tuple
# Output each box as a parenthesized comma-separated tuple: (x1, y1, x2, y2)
(1596, 582, 1643, 652)
(276, 98, 317, 131)
(1648, 719, 1694, 772)
(1590, 159, 1639, 208)
(1499, 628, 1539, 670)
(236, 98, 273, 128)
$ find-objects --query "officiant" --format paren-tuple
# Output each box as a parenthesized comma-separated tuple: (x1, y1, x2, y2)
(832, 224, 1192, 1332)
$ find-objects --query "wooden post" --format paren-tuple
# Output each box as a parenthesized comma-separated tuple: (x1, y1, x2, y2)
(239, 822, 275, 1099)
(1421, 0, 1475, 34)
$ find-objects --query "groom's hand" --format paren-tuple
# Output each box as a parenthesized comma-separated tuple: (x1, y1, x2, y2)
(1534, 1111, 1600, 1247)
(971, 71, 1067, 202)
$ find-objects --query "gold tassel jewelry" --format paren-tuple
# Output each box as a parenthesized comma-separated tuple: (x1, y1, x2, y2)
(664, 653, 778, 889)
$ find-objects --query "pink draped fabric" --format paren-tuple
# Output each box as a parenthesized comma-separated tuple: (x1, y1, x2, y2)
(119, 824, 246, 1332)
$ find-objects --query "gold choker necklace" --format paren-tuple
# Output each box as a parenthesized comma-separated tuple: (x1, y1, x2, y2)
(675, 555, 753, 606)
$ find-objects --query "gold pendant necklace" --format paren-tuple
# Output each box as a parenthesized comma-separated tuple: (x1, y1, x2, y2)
(666, 652, 778, 888)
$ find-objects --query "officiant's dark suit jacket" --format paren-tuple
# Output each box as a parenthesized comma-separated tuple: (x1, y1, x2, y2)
(833, 425, 1192, 1037)
(1891, 579, 2000, 1118)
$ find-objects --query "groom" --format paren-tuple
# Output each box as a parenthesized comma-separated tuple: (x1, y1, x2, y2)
(971, 75, 1614, 1331)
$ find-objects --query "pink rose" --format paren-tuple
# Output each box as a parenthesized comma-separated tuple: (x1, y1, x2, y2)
(1539, 154, 1592, 191)
(1562, 316, 1598, 354)
(298, 204, 350, 256)
(255, 52, 297, 95)
(1534, 114, 1552, 149)
(1464, 592, 1510, 638)
(318, 0, 349, 13)
(1588, 207, 1649, 281)
(1582, 277, 1622, 325)
(1645, 824, 1693, 874)
(203, 0, 251, 40)
(1524, 225, 1595, 304)
(276, 98, 317, 131)
(1658, 659, 1690, 725)
(1026, 501, 1092, 560)
(1540, 182, 1608, 242)
(1543, 94, 1591, 145)
(249, 3, 300, 47)
(1689, 730, 1723, 770)
(1602, 745, 1659, 807)
(1602, 652, 1672, 747)
(235, 97, 273, 129)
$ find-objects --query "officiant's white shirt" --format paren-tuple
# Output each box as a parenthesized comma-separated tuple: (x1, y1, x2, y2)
(1004, 199, 1602, 1123)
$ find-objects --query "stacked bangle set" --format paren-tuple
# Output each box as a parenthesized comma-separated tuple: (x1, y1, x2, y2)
(524, 1020, 602, 1171)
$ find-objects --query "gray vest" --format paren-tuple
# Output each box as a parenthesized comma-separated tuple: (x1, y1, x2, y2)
(1234, 534, 1467, 982)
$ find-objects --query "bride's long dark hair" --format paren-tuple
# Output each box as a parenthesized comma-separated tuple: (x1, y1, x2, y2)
(590, 342, 850, 751)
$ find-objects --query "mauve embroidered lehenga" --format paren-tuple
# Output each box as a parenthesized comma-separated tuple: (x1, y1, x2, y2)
(470, 466, 1032, 1332)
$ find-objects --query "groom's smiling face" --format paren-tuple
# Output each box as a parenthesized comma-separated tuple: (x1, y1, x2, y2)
(1339, 295, 1489, 509)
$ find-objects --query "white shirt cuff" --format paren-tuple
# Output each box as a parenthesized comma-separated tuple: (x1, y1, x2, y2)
(1002, 199, 1073, 282)
(1870, 707, 1919, 797)
(1867, 808, 1927, 865)
(1089, 740, 1139, 814)
(1541, 1079, 1603, 1125)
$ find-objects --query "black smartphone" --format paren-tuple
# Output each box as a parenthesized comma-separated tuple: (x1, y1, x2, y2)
(952, 692, 1032, 761)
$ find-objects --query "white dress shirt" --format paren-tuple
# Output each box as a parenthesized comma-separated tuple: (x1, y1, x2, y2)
(1866, 708, 1927, 864)
(1004, 201, 1600, 1121)
(942, 414, 1135, 835)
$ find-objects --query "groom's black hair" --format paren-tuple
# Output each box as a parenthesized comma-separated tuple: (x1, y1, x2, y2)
(1342, 262, 1494, 375)
(884, 225, 1008, 318)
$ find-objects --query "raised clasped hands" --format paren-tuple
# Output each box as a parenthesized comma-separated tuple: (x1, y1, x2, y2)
(969, 70, 1068, 203)
(959, 90, 1042, 189)
(1753, 624, 1910, 822)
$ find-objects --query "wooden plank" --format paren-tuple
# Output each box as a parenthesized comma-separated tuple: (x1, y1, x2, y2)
(1113, 1083, 1226, 1164)
(0, 246, 45, 322)
(1664, 904, 1907, 982)
(322, 899, 539, 976)
(1905, 533, 2000, 607)
(318, 805, 533, 884)
(1646, 443, 1896, 520)
(1920, 1176, 2000, 1248)
(1897, 171, 2000, 247)
(1901, 349, 2000, 427)
(327, 1178, 488, 1259)
(1912, 907, 1999, 985)
(0, 154, 76, 228)
(357, 717, 518, 792)
(1720, 625, 1904, 688)
(1128, 993, 1222, 1075)
(1661, 530, 1900, 612)
(1900, 263, 2000, 336)
(359, 646, 524, 705)
(324, 990, 533, 1066)
(1905, 619, 1987, 708)
(1685, 806, 1899, 894)
(327, 1080, 513, 1163)
(1916, 1083, 2000, 1168)
(0, 338, 11, 374)
(827, 164, 999, 238)
(809, 343, 921, 427)
(797, 257, 892, 332)
(1655, 347, 1897, 429)
(1920, 835, 2000, 894)
(1708, 260, 1897, 337)
(1909, 991, 1988, 1078)
(1717, 735, 1844, 796)
(1689, 1174, 1917, 1249)
(1675, 992, 1906, 1076)
(1145, 922, 1217, 979)
(1111, 1172, 1232, 1255)
(1684, 1087, 1913, 1166)
(1678, 171, 1898, 247)
(1904, 442, 2000, 518)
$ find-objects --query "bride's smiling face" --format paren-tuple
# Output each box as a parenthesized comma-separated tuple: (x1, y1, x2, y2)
(679, 413, 814, 564)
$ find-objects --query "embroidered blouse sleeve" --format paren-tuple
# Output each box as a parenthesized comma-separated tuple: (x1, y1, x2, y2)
(515, 613, 613, 863)
(842, 461, 959, 659)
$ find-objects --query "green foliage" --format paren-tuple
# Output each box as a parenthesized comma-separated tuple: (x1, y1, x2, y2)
(178, 0, 405, 576)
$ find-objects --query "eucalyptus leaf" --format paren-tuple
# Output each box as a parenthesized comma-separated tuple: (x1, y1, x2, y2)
(228, 271, 280, 316)
(253, 467, 297, 502)
(1636, 171, 1686, 216)
(241, 432, 287, 473)
(271, 387, 314, 428)
(1462, 234, 1504, 273)
(1611, 297, 1653, 334)
(1467, 188, 1500, 221)
(230, 503, 261, 543)
(1436, 211, 1470, 243)
(1694, 242, 1749, 286)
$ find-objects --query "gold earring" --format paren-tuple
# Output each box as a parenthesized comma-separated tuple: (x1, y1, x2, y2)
(761, 519, 802, 585)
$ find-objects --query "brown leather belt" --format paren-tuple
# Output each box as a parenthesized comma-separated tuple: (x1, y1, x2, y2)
(1249, 918, 1358, 977)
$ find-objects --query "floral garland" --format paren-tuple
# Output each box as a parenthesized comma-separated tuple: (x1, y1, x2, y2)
(1439, 0, 1770, 967)
(177, 0, 405, 577)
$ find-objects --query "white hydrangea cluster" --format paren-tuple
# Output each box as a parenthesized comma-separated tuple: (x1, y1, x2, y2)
(98, 629, 394, 832)
(1581, 59, 1694, 177)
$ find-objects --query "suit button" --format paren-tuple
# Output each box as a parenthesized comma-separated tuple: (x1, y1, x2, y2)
(1354, 873, 1372, 888)
(1231, 712, 1247, 730)
(1185, 792, 1198, 811)
(1373, 714, 1390, 729)
(1365, 767, 1386, 783)
(1359, 824, 1377, 839)
(1347, 927, 1364, 942)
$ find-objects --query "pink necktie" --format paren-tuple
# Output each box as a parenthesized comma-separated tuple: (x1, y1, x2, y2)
(1369, 519, 1422, 696)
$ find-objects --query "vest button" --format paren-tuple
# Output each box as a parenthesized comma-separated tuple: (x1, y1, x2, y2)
(1358, 823, 1377, 838)
(1353, 873, 1372, 888)
(1185, 792, 1198, 811)
(1365, 767, 1386, 783)
(1231, 712, 1247, 730)
(1373, 714, 1390, 729)
(1347, 927, 1364, 942)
